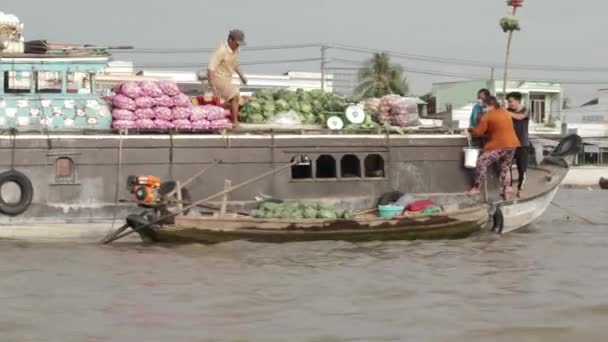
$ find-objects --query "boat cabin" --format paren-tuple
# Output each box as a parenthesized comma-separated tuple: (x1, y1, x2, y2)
(0, 54, 112, 131)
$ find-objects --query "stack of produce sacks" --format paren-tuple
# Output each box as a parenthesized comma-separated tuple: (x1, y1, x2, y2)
(111, 80, 191, 131)
(253, 201, 354, 220)
(190, 105, 233, 131)
(375, 95, 420, 127)
(362, 98, 381, 117)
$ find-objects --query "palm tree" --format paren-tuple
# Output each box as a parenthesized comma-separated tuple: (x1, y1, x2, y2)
(355, 52, 409, 99)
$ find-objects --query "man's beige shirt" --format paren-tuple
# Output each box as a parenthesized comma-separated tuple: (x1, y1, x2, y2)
(208, 42, 238, 80)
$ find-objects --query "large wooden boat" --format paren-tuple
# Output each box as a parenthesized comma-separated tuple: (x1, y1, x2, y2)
(0, 49, 580, 243)
(124, 135, 581, 244)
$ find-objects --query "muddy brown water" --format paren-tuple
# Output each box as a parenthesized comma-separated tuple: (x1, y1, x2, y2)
(0, 189, 607, 342)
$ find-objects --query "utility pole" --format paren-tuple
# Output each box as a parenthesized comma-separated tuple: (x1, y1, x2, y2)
(320, 45, 328, 92)
(490, 66, 495, 81)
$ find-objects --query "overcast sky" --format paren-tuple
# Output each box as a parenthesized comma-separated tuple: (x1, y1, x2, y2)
(4, 0, 607, 104)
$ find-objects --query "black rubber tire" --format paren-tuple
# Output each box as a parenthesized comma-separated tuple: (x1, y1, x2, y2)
(376, 191, 405, 207)
(0, 170, 33, 216)
(551, 135, 582, 157)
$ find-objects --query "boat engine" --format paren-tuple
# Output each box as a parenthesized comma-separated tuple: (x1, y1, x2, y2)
(126, 175, 161, 206)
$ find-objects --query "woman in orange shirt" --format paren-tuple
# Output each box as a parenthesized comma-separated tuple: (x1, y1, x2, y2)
(466, 97, 521, 199)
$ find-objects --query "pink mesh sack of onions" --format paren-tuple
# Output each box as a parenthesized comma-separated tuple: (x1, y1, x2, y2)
(112, 109, 135, 121)
(135, 119, 156, 130)
(190, 106, 208, 121)
(116, 82, 143, 99)
(173, 119, 192, 130)
(206, 110, 230, 121)
(113, 95, 136, 111)
(191, 120, 211, 131)
(154, 119, 174, 130)
(153, 95, 174, 108)
(210, 119, 233, 130)
(172, 94, 192, 108)
(154, 107, 173, 121)
(172, 107, 193, 120)
(135, 108, 156, 120)
(139, 81, 164, 98)
(158, 80, 181, 96)
(112, 120, 137, 129)
(135, 96, 155, 109)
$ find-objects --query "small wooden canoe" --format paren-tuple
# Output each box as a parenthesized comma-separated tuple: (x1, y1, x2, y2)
(600, 177, 608, 190)
(134, 203, 489, 244)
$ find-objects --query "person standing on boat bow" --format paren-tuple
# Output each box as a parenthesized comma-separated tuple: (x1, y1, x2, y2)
(466, 96, 521, 200)
(506, 92, 529, 198)
(207, 29, 248, 127)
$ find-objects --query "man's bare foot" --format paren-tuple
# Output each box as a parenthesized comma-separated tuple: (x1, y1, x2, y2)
(516, 190, 523, 199)
(465, 188, 481, 197)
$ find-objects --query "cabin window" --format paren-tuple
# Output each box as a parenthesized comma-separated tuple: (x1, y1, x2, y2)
(67, 72, 92, 94)
(365, 154, 385, 178)
(341, 155, 361, 178)
(36, 71, 62, 94)
(3, 71, 31, 94)
(291, 156, 313, 180)
(55, 157, 76, 184)
(316, 155, 337, 179)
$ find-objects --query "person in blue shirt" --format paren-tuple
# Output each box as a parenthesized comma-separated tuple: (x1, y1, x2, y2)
(469, 88, 491, 128)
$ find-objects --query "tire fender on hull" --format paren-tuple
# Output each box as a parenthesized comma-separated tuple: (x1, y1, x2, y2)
(0, 170, 33, 216)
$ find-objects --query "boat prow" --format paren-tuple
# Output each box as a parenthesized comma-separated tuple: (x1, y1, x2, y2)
(490, 134, 582, 234)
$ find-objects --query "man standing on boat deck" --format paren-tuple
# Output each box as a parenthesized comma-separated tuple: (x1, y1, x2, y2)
(207, 29, 248, 127)
(469, 88, 491, 128)
(506, 92, 529, 198)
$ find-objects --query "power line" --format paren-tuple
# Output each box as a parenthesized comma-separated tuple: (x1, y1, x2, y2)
(110, 43, 322, 54)
(130, 58, 322, 69)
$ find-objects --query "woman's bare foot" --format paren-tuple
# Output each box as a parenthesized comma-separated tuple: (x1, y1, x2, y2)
(465, 188, 481, 197)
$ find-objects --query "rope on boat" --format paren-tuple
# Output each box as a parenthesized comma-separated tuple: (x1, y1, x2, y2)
(110, 133, 124, 230)
(550, 201, 603, 226)
(9, 128, 16, 171)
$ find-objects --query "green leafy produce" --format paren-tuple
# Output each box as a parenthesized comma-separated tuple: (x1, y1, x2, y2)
(248, 114, 264, 123)
(275, 99, 289, 112)
(248, 101, 262, 114)
(262, 101, 276, 118)
(500, 15, 521, 32)
(300, 101, 312, 113)
(303, 207, 318, 219)
(317, 209, 338, 220)
(342, 210, 355, 220)
(254, 201, 347, 221)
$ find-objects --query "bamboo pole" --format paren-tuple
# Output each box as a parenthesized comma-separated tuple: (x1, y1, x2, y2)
(501, 7, 518, 106)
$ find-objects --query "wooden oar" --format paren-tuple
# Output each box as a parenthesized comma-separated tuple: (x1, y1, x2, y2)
(99, 223, 130, 244)
(102, 161, 298, 244)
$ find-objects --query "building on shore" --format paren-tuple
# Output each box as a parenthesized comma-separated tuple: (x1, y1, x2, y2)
(562, 89, 608, 166)
(431, 79, 563, 130)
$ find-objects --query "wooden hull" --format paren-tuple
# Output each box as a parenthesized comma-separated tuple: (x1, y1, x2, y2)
(492, 135, 581, 233)
(137, 205, 489, 244)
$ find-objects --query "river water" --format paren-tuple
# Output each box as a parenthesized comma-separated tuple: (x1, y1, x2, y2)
(0, 189, 607, 342)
